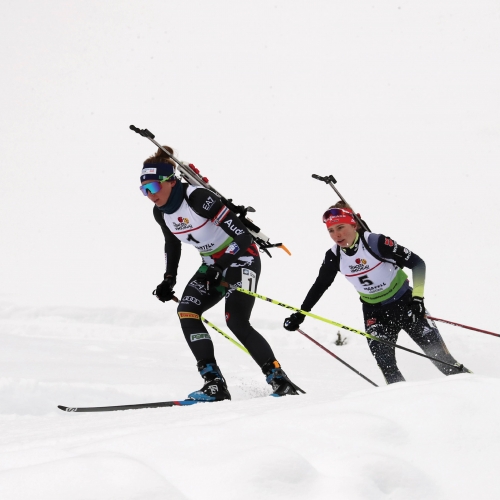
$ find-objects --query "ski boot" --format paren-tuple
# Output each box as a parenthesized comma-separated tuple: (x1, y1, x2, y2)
(188, 361, 231, 402)
(262, 359, 305, 397)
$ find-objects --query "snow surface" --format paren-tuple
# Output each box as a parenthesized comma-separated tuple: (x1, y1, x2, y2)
(1, 1, 500, 499)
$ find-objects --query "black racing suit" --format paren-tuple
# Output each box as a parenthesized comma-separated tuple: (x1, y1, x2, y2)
(300, 231, 466, 384)
(154, 184, 276, 368)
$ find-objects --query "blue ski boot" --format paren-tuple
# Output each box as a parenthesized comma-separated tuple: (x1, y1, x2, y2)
(188, 362, 231, 402)
(262, 360, 305, 397)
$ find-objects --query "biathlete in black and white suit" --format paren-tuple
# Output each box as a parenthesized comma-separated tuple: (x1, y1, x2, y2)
(284, 204, 470, 384)
(140, 145, 302, 400)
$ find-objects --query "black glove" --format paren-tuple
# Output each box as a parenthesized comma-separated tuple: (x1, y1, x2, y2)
(283, 312, 306, 331)
(194, 265, 223, 291)
(154, 276, 176, 302)
(408, 296, 425, 323)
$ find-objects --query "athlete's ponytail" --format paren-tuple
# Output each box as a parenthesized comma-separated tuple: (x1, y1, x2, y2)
(144, 145, 176, 168)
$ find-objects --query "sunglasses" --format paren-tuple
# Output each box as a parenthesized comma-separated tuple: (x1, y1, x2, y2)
(322, 208, 354, 223)
(139, 176, 174, 196)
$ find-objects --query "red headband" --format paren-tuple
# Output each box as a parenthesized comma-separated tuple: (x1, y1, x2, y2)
(323, 208, 357, 228)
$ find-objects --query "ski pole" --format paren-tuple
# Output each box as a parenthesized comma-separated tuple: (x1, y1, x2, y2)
(426, 315, 500, 339)
(312, 174, 370, 231)
(202, 317, 250, 354)
(226, 284, 466, 372)
(171, 297, 249, 354)
(297, 328, 378, 387)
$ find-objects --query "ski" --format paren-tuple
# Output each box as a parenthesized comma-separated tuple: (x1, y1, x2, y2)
(58, 399, 213, 413)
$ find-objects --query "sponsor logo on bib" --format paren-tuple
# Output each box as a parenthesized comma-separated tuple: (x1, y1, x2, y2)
(173, 217, 192, 231)
(349, 262, 370, 273)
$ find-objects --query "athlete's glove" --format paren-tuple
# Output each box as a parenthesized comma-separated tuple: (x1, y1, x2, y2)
(283, 312, 306, 331)
(194, 265, 223, 291)
(408, 296, 425, 323)
(154, 276, 176, 302)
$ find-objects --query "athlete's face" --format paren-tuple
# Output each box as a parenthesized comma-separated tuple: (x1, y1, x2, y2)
(141, 179, 176, 207)
(328, 223, 357, 247)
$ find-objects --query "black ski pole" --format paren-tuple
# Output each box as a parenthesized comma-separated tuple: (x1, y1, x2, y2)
(312, 174, 370, 231)
(297, 328, 378, 387)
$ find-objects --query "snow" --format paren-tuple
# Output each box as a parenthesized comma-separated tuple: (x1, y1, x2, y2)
(0, 302, 498, 499)
(1, 1, 500, 499)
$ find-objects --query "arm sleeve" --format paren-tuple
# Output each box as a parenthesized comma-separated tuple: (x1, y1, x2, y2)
(153, 206, 182, 278)
(374, 234, 426, 298)
(188, 187, 254, 270)
(300, 250, 339, 312)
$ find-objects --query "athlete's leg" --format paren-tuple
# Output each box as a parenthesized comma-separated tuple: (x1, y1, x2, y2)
(363, 303, 405, 384)
(404, 311, 470, 375)
(224, 247, 303, 396)
(176, 273, 231, 401)
(176, 273, 224, 364)
(223, 249, 276, 366)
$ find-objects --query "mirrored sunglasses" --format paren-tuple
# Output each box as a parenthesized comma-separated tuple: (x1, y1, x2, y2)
(139, 177, 173, 196)
(322, 208, 353, 223)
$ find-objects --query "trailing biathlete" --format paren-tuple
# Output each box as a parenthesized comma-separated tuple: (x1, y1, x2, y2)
(283, 203, 470, 384)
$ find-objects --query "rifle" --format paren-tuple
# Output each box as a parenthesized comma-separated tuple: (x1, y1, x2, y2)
(130, 125, 290, 257)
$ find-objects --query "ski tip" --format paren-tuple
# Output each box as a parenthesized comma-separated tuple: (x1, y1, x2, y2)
(57, 405, 75, 412)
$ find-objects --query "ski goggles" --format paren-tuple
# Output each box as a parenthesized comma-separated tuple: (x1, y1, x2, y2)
(322, 208, 354, 222)
(139, 175, 174, 196)
(323, 208, 357, 228)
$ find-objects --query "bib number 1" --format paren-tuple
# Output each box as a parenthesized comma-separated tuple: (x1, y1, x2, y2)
(241, 269, 257, 293)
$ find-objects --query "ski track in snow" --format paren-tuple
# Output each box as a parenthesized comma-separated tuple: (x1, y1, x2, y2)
(0, 302, 499, 499)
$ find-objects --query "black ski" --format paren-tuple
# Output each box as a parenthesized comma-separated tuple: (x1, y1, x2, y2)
(58, 399, 213, 413)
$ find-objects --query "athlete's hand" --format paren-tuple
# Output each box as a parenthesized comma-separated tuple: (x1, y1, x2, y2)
(154, 276, 176, 302)
(283, 312, 305, 331)
(408, 296, 425, 323)
(194, 265, 223, 291)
